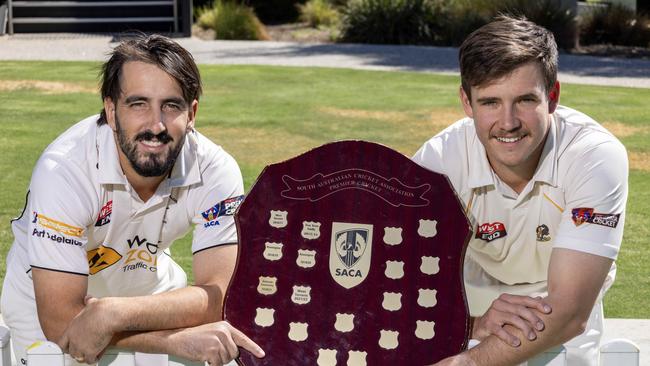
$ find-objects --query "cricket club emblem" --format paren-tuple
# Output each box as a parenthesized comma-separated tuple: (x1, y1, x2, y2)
(572, 208, 594, 226)
(337, 229, 368, 268)
(330, 222, 373, 289)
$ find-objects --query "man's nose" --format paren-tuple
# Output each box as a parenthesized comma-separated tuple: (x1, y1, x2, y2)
(497, 104, 521, 132)
(146, 108, 167, 135)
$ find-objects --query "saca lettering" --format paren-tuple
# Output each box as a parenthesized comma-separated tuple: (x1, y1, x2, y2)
(335, 268, 363, 278)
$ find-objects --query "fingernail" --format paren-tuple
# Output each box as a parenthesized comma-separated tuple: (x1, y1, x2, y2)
(529, 332, 536, 340)
(544, 305, 551, 313)
(513, 339, 520, 347)
(537, 322, 544, 330)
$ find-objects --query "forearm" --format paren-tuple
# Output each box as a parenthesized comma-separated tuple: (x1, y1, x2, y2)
(41, 301, 86, 342)
(97, 284, 224, 356)
(103, 283, 224, 333)
(109, 329, 176, 355)
(107, 321, 265, 364)
(465, 295, 587, 365)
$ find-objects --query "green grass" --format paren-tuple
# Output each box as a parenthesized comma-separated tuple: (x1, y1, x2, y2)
(1, 61, 648, 317)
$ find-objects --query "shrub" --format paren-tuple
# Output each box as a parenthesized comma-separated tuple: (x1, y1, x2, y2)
(340, 0, 442, 45)
(496, 0, 577, 49)
(580, 4, 650, 47)
(432, 0, 490, 46)
(435, 0, 576, 48)
(339, 0, 577, 48)
(298, 0, 341, 27)
(193, 0, 213, 15)
(247, 0, 306, 24)
(196, 1, 270, 40)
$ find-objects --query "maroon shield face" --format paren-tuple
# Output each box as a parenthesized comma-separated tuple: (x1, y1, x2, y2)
(224, 141, 471, 365)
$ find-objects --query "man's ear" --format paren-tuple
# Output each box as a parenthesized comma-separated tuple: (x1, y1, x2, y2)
(103, 98, 117, 132)
(459, 86, 474, 119)
(548, 81, 560, 114)
(187, 100, 198, 131)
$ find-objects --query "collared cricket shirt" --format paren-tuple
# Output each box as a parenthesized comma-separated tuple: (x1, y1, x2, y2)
(4, 115, 244, 300)
(412, 106, 628, 315)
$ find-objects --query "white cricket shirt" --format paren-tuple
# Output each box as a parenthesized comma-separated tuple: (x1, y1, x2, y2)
(4, 114, 244, 301)
(412, 106, 628, 315)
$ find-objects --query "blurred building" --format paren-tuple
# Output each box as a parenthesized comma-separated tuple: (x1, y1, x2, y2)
(4, 0, 192, 36)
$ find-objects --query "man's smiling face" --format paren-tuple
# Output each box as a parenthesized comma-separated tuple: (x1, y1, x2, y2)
(460, 62, 559, 183)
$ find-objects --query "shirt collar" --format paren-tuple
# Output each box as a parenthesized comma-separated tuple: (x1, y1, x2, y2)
(531, 114, 558, 187)
(96, 121, 201, 189)
(97, 121, 127, 185)
(465, 114, 559, 189)
(167, 130, 201, 188)
(467, 124, 495, 189)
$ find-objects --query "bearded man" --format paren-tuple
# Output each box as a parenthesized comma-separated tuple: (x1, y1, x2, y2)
(1, 34, 264, 366)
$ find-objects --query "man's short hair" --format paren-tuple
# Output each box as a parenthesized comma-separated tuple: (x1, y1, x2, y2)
(459, 15, 558, 99)
(97, 34, 203, 125)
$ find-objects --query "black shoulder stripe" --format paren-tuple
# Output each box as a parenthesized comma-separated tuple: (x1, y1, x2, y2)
(30, 265, 88, 277)
(10, 190, 30, 224)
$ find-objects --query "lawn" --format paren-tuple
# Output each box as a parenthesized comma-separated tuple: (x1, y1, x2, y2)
(0, 61, 648, 318)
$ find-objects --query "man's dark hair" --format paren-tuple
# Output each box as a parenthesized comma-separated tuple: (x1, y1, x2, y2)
(459, 15, 558, 99)
(97, 34, 202, 125)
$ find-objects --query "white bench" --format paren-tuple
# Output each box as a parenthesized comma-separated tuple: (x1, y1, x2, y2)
(0, 325, 215, 366)
(600, 338, 641, 366)
(26, 341, 211, 366)
(468, 339, 568, 365)
(468, 338, 640, 366)
(0, 325, 639, 366)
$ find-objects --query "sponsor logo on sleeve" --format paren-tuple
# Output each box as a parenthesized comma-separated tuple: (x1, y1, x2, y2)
(475, 222, 507, 242)
(87, 245, 122, 275)
(571, 207, 620, 228)
(32, 212, 83, 237)
(95, 200, 112, 227)
(201, 195, 245, 228)
(31, 212, 84, 246)
(32, 228, 83, 246)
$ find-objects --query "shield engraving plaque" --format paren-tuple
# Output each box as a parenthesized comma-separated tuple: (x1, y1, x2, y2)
(224, 141, 471, 365)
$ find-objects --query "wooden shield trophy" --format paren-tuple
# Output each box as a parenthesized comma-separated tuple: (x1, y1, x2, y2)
(224, 141, 471, 365)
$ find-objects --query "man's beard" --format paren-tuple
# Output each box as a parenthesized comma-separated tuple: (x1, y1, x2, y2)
(114, 113, 186, 177)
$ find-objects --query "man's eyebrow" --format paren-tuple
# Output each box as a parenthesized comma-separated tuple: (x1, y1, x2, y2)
(122, 96, 187, 107)
(476, 96, 499, 103)
(163, 97, 187, 106)
(124, 95, 149, 104)
(516, 93, 540, 100)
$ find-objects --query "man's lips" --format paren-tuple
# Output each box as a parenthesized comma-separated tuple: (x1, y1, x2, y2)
(140, 139, 165, 148)
(495, 135, 524, 143)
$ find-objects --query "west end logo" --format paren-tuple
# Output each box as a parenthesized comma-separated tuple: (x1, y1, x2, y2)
(329, 222, 373, 289)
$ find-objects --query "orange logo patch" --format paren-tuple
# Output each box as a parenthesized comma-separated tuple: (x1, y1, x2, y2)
(87, 246, 122, 275)
(34, 212, 84, 237)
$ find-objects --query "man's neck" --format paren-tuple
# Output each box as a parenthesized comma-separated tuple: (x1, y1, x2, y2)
(489, 145, 543, 195)
(116, 146, 167, 203)
(491, 165, 533, 195)
(127, 173, 166, 203)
